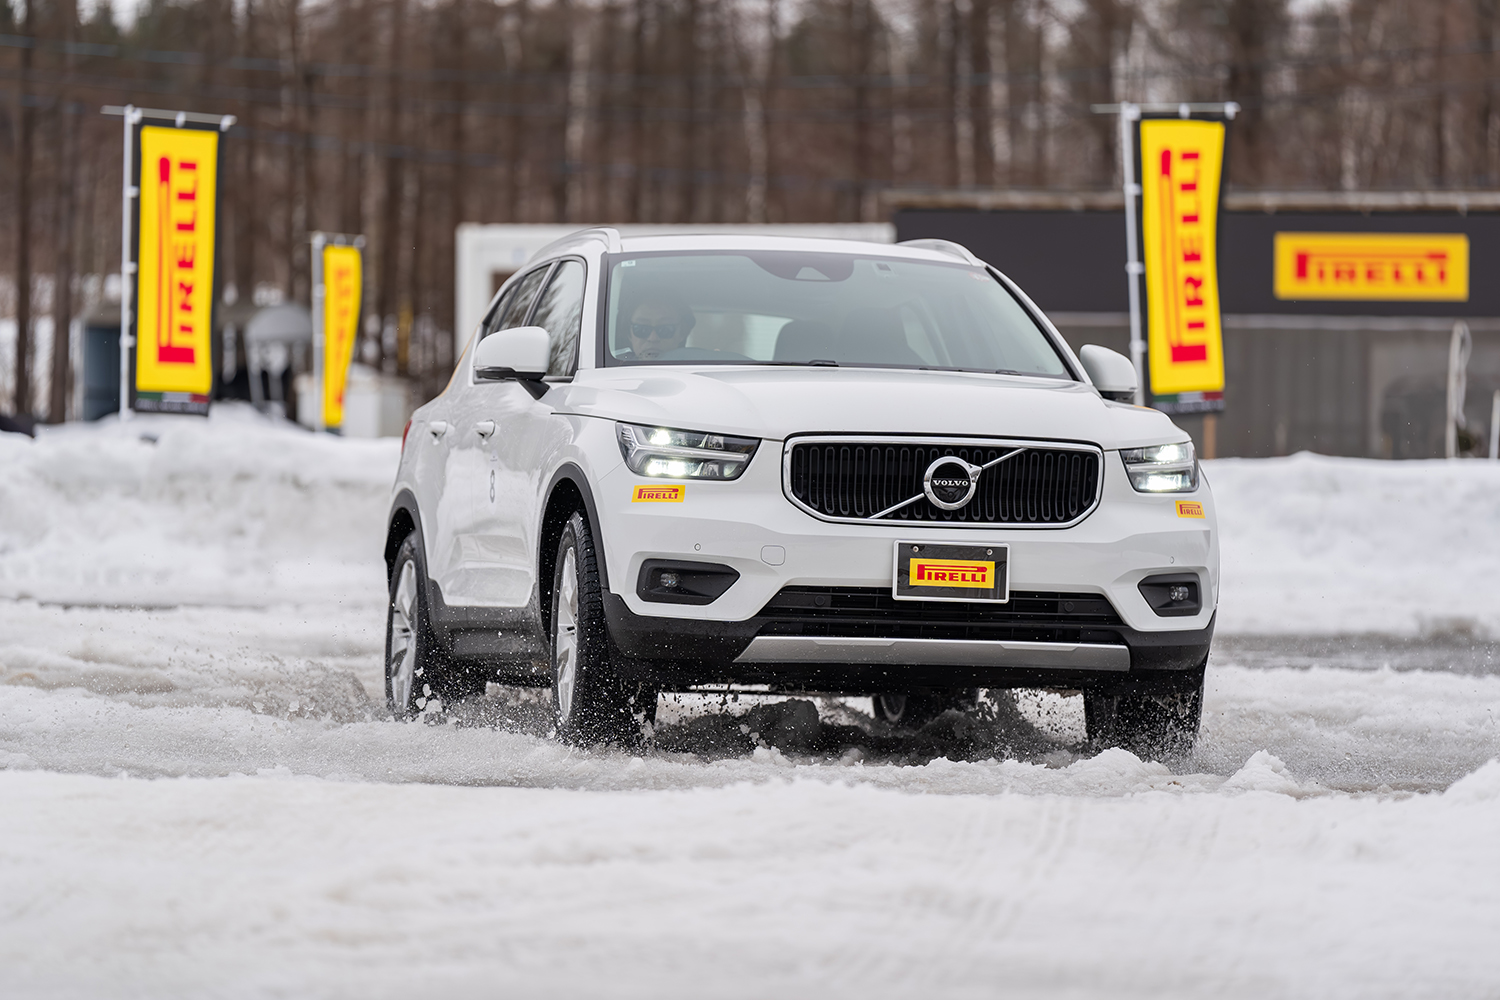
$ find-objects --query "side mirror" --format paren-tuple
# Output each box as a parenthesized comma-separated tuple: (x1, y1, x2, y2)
(474, 326, 550, 381)
(1079, 345, 1138, 403)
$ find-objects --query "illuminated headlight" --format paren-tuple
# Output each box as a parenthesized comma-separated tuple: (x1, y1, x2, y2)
(1121, 441, 1198, 493)
(616, 422, 760, 480)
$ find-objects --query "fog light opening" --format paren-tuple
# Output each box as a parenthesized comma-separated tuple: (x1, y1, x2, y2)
(1137, 574, 1203, 618)
(636, 559, 741, 606)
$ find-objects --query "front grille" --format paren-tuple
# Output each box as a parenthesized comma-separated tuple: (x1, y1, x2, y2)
(785, 437, 1101, 527)
(756, 587, 1126, 645)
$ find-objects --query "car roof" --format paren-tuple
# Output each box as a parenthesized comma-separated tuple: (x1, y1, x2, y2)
(621, 232, 961, 260)
(529, 228, 980, 268)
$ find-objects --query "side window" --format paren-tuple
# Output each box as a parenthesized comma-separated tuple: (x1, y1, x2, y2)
(479, 286, 516, 340)
(487, 265, 552, 339)
(528, 260, 587, 377)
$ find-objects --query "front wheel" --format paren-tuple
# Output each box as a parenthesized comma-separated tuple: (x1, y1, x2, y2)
(1084, 662, 1205, 760)
(385, 534, 449, 719)
(550, 512, 649, 745)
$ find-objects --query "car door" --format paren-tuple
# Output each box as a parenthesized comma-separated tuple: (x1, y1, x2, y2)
(418, 284, 510, 593)
(434, 263, 555, 608)
(471, 258, 588, 610)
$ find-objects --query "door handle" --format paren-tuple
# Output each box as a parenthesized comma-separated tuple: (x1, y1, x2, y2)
(475, 420, 496, 438)
(428, 420, 449, 439)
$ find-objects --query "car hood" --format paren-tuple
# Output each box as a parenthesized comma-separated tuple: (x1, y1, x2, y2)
(553, 366, 1186, 449)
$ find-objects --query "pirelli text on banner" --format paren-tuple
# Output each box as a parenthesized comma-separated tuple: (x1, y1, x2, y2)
(135, 126, 219, 414)
(1139, 118, 1226, 413)
(322, 244, 363, 429)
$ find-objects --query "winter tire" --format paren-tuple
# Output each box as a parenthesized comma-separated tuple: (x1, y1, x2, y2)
(385, 533, 451, 719)
(1084, 661, 1205, 760)
(550, 511, 648, 745)
(872, 688, 979, 729)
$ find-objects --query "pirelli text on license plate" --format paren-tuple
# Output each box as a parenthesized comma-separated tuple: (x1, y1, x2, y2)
(893, 541, 1009, 603)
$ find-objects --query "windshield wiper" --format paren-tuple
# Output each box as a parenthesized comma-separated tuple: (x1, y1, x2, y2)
(916, 365, 1029, 376)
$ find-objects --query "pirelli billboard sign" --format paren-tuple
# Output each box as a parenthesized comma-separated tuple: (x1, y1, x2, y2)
(1273, 232, 1470, 302)
(130, 121, 223, 415)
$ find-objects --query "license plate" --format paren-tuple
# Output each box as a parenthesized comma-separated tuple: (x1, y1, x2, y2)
(893, 541, 1009, 603)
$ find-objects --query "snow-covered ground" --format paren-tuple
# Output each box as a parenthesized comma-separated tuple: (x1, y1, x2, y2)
(2, 407, 1499, 998)
(1210, 455, 1500, 636)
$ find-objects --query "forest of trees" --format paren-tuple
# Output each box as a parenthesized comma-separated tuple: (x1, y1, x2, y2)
(6, 0, 1500, 418)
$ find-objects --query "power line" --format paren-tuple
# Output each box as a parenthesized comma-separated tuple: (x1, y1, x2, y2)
(7, 26, 1500, 92)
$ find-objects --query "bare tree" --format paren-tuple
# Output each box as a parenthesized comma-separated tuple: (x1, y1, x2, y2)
(1225, 0, 1287, 187)
(373, 0, 407, 367)
(9, 0, 1500, 413)
(50, 0, 81, 422)
(12, 0, 36, 415)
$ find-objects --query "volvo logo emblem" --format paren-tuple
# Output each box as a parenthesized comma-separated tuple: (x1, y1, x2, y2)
(923, 456, 982, 510)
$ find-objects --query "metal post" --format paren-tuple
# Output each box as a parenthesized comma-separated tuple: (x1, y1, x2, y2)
(311, 232, 327, 431)
(118, 105, 139, 420)
(1446, 320, 1471, 459)
(1118, 102, 1145, 406)
(1489, 389, 1499, 461)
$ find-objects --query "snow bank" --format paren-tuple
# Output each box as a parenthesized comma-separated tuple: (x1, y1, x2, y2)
(0, 404, 398, 607)
(1208, 453, 1500, 636)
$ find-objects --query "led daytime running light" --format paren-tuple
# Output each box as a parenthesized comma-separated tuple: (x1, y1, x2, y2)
(1121, 441, 1199, 493)
(617, 422, 760, 480)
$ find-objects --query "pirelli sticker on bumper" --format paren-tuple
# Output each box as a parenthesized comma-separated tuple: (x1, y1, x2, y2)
(894, 541, 1009, 603)
(632, 484, 685, 502)
(911, 558, 995, 588)
(1176, 500, 1205, 518)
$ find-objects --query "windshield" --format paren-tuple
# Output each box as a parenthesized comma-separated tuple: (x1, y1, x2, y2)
(602, 251, 1071, 377)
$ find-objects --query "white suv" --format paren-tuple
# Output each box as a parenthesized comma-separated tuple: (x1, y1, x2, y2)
(383, 229, 1218, 756)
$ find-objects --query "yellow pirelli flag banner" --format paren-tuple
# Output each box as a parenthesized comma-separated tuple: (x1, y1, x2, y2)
(135, 126, 218, 407)
(1274, 232, 1469, 301)
(322, 244, 363, 428)
(1139, 118, 1226, 408)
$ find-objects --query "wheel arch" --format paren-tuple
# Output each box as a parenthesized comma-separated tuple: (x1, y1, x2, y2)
(384, 489, 424, 584)
(538, 464, 609, 637)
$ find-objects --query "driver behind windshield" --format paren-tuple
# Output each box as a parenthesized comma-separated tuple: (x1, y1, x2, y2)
(618, 287, 695, 361)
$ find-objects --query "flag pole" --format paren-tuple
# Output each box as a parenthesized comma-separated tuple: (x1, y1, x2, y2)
(311, 232, 327, 431)
(1118, 102, 1145, 407)
(118, 105, 139, 420)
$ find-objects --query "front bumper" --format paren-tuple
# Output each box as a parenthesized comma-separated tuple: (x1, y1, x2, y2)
(602, 589, 1215, 693)
(586, 421, 1220, 637)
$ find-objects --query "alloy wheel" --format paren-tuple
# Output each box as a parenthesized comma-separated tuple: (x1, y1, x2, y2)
(554, 547, 579, 722)
(388, 559, 418, 712)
